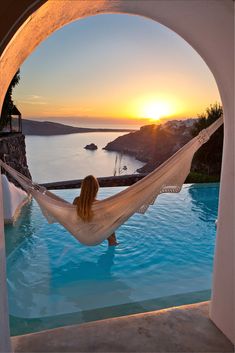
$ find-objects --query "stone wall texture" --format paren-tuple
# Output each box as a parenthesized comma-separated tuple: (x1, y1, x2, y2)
(0, 133, 31, 186)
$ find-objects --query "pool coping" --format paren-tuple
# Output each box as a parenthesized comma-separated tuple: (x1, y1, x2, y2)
(12, 301, 233, 352)
(9, 289, 211, 336)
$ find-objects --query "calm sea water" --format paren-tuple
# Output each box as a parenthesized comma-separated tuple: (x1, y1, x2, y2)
(25, 132, 144, 183)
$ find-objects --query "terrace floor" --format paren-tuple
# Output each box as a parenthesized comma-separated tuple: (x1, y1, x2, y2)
(12, 301, 234, 352)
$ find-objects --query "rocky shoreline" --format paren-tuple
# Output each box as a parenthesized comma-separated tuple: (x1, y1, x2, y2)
(104, 119, 195, 173)
(103, 118, 222, 181)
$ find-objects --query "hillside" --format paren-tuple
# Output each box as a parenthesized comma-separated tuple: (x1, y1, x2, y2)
(20, 119, 133, 135)
(104, 116, 223, 181)
(104, 119, 195, 173)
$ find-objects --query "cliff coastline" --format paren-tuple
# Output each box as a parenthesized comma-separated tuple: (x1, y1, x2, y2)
(104, 119, 195, 173)
(104, 118, 222, 182)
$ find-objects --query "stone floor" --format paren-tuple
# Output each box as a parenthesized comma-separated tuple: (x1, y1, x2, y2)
(12, 301, 234, 352)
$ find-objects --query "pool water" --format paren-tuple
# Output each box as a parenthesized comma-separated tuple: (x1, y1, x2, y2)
(5, 183, 219, 335)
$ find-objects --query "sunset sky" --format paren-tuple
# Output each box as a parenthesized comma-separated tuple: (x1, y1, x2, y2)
(13, 14, 221, 127)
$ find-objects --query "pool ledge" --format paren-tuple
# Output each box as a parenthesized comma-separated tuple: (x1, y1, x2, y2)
(12, 301, 234, 352)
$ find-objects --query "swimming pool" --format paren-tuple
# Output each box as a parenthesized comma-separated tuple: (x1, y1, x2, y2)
(5, 183, 219, 335)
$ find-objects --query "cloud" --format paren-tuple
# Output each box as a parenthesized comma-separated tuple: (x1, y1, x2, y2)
(18, 94, 47, 105)
(20, 100, 47, 105)
(27, 95, 43, 100)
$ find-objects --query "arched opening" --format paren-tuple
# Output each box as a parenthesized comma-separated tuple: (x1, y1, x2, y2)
(0, 1, 233, 350)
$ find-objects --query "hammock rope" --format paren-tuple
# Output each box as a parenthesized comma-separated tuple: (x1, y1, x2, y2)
(0, 117, 223, 246)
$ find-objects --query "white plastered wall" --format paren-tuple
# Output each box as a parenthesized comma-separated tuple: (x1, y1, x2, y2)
(0, 1, 234, 350)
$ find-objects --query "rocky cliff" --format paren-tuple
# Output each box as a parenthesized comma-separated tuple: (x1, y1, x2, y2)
(0, 133, 31, 186)
(104, 120, 195, 173)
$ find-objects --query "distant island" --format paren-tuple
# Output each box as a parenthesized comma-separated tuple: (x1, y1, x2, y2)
(19, 119, 135, 136)
(84, 143, 98, 150)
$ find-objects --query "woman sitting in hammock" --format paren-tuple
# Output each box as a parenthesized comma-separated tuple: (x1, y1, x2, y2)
(73, 175, 118, 246)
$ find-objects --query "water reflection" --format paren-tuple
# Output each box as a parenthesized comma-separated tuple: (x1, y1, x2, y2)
(188, 184, 219, 221)
(50, 247, 132, 314)
(5, 200, 40, 255)
(54, 246, 116, 281)
(8, 246, 133, 318)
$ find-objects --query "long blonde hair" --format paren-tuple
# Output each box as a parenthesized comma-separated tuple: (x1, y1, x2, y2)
(76, 175, 99, 222)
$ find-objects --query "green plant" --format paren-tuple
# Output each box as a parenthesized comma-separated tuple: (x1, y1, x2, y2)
(191, 102, 223, 137)
(191, 103, 223, 177)
(0, 70, 20, 130)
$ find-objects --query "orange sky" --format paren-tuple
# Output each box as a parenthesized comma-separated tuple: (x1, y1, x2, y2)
(14, 14, 221, 126)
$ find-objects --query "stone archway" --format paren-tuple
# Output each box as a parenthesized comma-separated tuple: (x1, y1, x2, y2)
(0, 1, 234, 351)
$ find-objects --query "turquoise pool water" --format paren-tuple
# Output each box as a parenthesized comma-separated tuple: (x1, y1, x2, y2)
(5, 183, 219, 335)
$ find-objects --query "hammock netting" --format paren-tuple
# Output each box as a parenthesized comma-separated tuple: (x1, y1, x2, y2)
(0, 117, 223, 246)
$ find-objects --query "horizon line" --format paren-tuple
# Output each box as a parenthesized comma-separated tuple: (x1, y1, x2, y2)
(22, 115, 198, 122)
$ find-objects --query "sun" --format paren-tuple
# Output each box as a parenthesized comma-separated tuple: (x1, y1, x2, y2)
(141, 101, 172, 121)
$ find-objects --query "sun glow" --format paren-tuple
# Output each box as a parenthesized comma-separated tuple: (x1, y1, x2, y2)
(137, 99, 174, 122)
(142, 101, 172, 121)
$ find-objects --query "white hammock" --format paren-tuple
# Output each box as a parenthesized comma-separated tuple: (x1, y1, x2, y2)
(1, 174, 29, 224)
(0, 117, 223, 246)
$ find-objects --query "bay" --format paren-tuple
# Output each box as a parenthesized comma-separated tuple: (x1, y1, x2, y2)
(25, 132, 144, 183)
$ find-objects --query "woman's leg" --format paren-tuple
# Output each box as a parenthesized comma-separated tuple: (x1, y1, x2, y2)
(107, 233, 118, 246)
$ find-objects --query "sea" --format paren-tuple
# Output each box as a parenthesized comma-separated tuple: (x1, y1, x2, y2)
(25, 119, 144, 183)
(23, 116, 198, 183)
